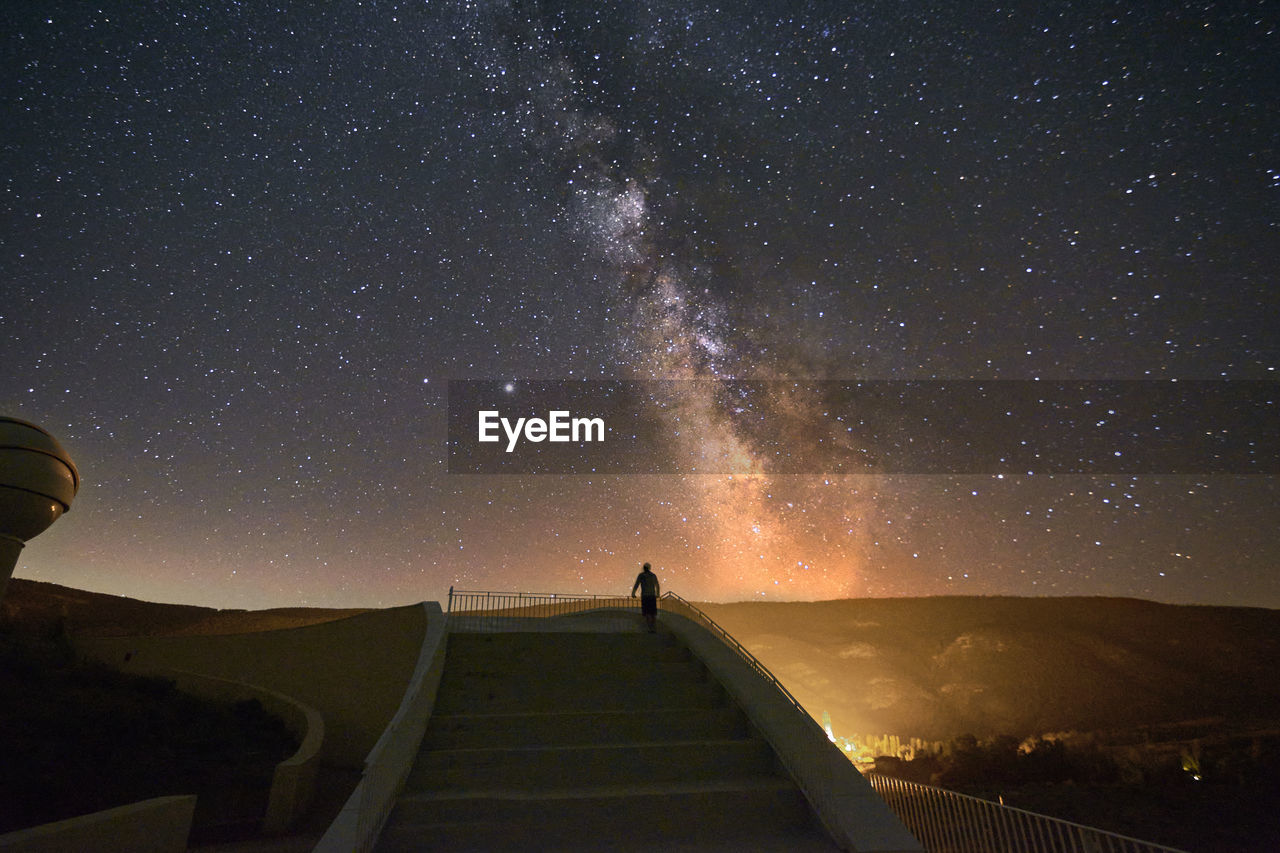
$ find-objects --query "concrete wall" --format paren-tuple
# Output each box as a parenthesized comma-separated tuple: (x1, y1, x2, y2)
(76, 604, 427, 768)
(0, 795, 195, 853)
(153, 669, 324, 834)
(315, 602, 448, 852)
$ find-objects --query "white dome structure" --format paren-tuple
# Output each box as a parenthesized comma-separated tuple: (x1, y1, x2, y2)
(0, 416, 79, 602)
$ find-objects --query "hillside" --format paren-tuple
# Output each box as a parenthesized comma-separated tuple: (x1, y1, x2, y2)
(1, 578, 367, 637)
(700, 596, 1280, 742)
(6, 583, 1277, 850)
(8, 581, 1280, 744)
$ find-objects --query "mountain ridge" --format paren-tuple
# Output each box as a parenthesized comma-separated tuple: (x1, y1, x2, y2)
(6, 580, 1278, 742)
(1, 578, 367, 637)
(698, 596, 1280, 741)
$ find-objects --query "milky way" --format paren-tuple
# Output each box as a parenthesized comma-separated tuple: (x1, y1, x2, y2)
(2, 2, 1276, 609)
(466, 9, 864, 597)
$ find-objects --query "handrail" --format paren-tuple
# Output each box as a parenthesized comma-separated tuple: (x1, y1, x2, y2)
(657, 592, 813, 722)
(656, 598, 924, 852)
(867, 774, 1189, 853)
(447, 587, 638, 631)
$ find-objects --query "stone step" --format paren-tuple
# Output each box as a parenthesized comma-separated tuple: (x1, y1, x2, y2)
(431, 666, 724, 714)
(435, 654, 705, 687)
(406, 738, 778, 791)
(443, 632, 689, 669)
(376, 779, 837, 852)
(422, 706, 749, 749)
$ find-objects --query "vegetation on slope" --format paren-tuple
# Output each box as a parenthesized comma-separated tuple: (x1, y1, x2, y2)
(701, 596, 1280, 740)
(703, 596, 1280, 852)
(0, 615, 299, 841)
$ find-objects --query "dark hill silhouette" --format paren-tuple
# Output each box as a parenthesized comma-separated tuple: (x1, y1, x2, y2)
(6, 583, 1277, 850)
(700, 596, 1280, 741)
(2, 578, 365, 637)
(8, 581, 1279, 743)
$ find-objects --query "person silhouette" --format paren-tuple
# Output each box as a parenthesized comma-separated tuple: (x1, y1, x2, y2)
(630, 562, 660, 632)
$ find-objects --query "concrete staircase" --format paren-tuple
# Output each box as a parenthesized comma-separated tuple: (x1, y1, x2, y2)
(375, 627, 841, 851)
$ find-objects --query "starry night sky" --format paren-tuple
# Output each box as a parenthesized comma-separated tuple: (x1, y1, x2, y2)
(3, 2, 1277, 610)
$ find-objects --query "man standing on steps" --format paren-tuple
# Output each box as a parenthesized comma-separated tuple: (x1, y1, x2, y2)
(630, 562, 660, 632)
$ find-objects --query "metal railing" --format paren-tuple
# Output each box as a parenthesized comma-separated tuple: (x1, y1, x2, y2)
(867, 774, 1188, 853)
(656, 592, 910, 851)
(657, 591, 815, 722)
(446, 587, 638, 631)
